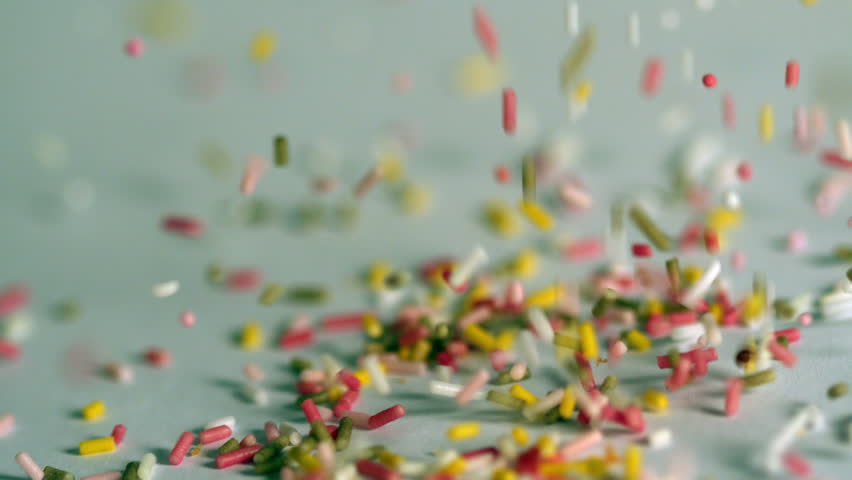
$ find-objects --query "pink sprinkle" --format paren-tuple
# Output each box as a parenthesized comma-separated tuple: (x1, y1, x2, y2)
(337, 369, 362, 391)
(300, 369, 327, 384)
(767, 340, 797, 368)
(782, 451, 811, 478)
(244, 363, 265, 382)
(787, 230, 808, 254)
(456, 368, 490, 405)
(301, 399, 322, 424)
(502, 88, 516, 134)
(367, 404, 406, 430)
(504, 280, 524, 309)
(559, 181, 593, 212)
(316, 405, 334, 422)
(240, 434, 257, 447)
(821, 150, 852, 170)
(811, 106, 827, 143)
(473, 5, 499, 59)
(731, 251, 747, 271)
(724, 378, 743, 416)
(642, 57, 664, 97)
(563, 237, 603, 262)
(609, 340, 628, 359)
(0, 413, 15, 438)
(111, 424, 127, 445)
(722, 94, 736, 129)
(558, 430, 602, 460)
(794, 106, 810, 150)
(798, 313, 813, 326)
(736, 162, 752, 182)
(340, 410, 371, 429)
(392, 72, 412, 94)
(458, 306, 493, 330)
(81, 472, 121, 480)
(161, 215, 204, 238)
(665, 358, 693, 392)
(381, 358, 427, 376)
(323, 312, 371, 333)
(144, 347, 171, 368)
(264, 421, 280, 442)
(489, 349, 511, 371)
(785, 60, 799, 89)
(199, 425, 232, 444)
(168, 431, 195, 465)
(216, 444, 264, 469)
(124, 37, 144, 57)
(179, 311, 196, 328)
(0, 284, 29, 317)
(774, 328, 801, 343)
(0, 340, 21, 361)
(240, 155, 267, 195)
(225, 269, 263, 292)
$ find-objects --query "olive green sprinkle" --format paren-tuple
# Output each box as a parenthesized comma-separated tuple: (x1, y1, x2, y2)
(57, 299, 81, 321)
(206, 263, 225, 284)
(259, 283, 285, 305)
(522, 154, 535, 200)
(311, 420, 332, 443)
(486, 389, 525, 409)
(666, 258, 681, 291)
(336, 416, 354, 451)
(592, 288, 618, 318)
(255, 455, 287, 474)
(742, 368, 776, 387)
(274, 135, 288, 167)
(554, 331, 579, 350)
(121, 462, 140, 480)
(668, 349, 681, 369)
(827, 382, 849, 400)
(286, 286, 329, 304)
(600, 375, 618, 393)
(219, 438, 240, 455)
(628, 205, 672, 251)
(43, 467, 75, 480)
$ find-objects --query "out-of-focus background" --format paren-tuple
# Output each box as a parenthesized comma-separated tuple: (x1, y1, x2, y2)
(1, 1, 850, 479)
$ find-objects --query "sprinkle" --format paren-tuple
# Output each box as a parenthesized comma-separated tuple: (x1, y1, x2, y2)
(518, 199, 554, 231)
(646, 429, 672, 450)
(509, 384, 538, 405)
(836, 119, 852, 158)
(527, 308, 554, 343)
(79, 436, 116, 455)
(827, 382, 848, 399)
(43, 467, 74, 480)
(624, 445, 643, 480)
(642, 57, 664, 97)
(273, 135, 289, 167)
(111, 424, 127, 445)
(250, 30, 277, 63)
(368, 405, 406, 430)
(364, 355, 391, 395)
(456, 368, 490, 405)
(502, 88, 517, 134)
(216, 444, 264, 469)
(627, 13, 640, 48)
(168, 432, 195, 465)
(702, 73, 717, 88)
(354, 164, 384, 199)
(642, 389, 668, 413)
(783, 60, 800, 89)
(473, 6, 499, 59)
(782, 451, 811, 478)
(681, 259, 721, 308)
(447, 422, 481, 442)
(723, 94, 736, 129)
(518, 330, 540, 367)
(559, 430, 602, 459)
(494, 165, 512, 184)
(0, 285, 29, 317)
(152, 280, 179, 298)
(449, 246, 488, 289)
(82, 400, 106, 421)
(560, 27, 596, 94)
(226, 268, 262, 292)
(759, 104, 774, 143)
(766, 405, 820, 472)
(566, 1, 578, 35)
(15, 452, 44, 480)
(629, 205, 672, 250)
(632, 243, 653, 257)
(137, 453, 155, 480)
(200, 424, 232, 444)
(578, 322, 599, 359)
(124, 38, 144, 57)
(357, 459, 400, 480)
(240, 155, 267, 195)
(742, 368, 776, 387)
(0, 340, 21, 361)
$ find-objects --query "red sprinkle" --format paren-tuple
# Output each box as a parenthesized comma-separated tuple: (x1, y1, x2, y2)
(225, 269, 263, 292)
(0, 340, 21, 361)
(357, 459, 401, 480)
(736, 162, 752, 181)
(0, 285, 29, 317)
(216, 444, 264, 469)
(725, 378, 743, 416)
(111, 424, 127, 445)
(296, 380, 325, 396)
(563, 237, 604, 262)
(200, 425, 232, 444)
(144, 347, 172, 368)
(301, 399, 323, 424)
(161, 215, 204, 238)
(722, 94, 736, 129)
(322, 312, 371, 332)
(502, 88, 517, 134)
(702, 73, 717, 88)
(279, 329, 315, 350)
(168, 432, 196, 465)
(495, 165, 512, 184)
(821, 150, 852, 169)
(367, 404, 406, 430)
(785, 60, 800, 89)
(473, 5, 499, 59)
(642, 57, 664, 96)
(704, 229, 720, 254)
(337, 369, 362, 391)
(631, 243, 653, 257)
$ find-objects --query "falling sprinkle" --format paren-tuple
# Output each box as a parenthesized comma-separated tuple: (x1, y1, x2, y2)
(453, 53, 506, 97)
(153, 281, 180, 298)
(250, 30, 277, 63)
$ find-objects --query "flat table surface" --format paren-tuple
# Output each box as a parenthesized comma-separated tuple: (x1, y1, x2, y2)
(1, 1, 851, 479)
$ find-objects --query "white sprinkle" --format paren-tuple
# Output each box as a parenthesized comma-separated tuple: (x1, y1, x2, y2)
(527, 308, 555, 343)
(682, 48, 694, 81)
(681, 259, 721, 308)
(334, 464, 357, 480)
(152, 280, 180, 298)
(627, 13, 640, 48)
(566, 1, 579, 35)
(364, 354, 391, 395)
(696, 0, 715, 11)
(449, 246, 488, 289)
(722, 190, 741, 209)
(522, 388, 565, 420)
(519, 330, 540, 367)
(321, 354, 342, 378)
(671, 323, 705, 346)
(242, 384, 269, 406)
(497, 434, 517, 459)
(279, 423, 302, 445)
(1, 312, 33, 342)
(836, 119, 852, 158)
(435, 365, 453, 382)
(765, 404, 820, 473)
(399, 463, 427, 476)
(138, 453, 157, 480)
(646, 428, 672, 449)
(205, 416, 236, 431)
(700, 313, 723, 346)
(660, 9, 680, 30)
(429, 380, 483, 400)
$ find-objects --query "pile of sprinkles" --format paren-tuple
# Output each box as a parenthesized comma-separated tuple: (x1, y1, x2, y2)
(3, 2, 852, 480)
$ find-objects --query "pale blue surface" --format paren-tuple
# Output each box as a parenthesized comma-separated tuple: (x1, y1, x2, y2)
(0, 1, 851, 479)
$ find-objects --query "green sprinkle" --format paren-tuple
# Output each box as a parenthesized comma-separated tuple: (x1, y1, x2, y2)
(290, 357, 313, 373)
(559, 27, 596, 93)
(847, 267, 852, 282)
(522, 155, 535, 200)
(259, 283, 285, 305)
(613, 297, 640, 311)
(628, 205, 672, 251)
(592, 289, 617, 317)
(298, 203, 326, 230)
(827, 382, 849, 399)
(665, 258, 681, 291)
(311, 420, 332, 443)
(274, 135, 289, 167)
(255, 455, 287, 474)
(286, 286, 330, 304)
(336, 416, 354, 451)
(335, 201, 360, 231)
(777, 335, 789, 348)
(773, 299, 795, 320)
(297, 390, 330, 405)
(57, 299, 81, 321)
(486, 389, 525, 409)
(121, 461, 140, 480)
(433, 323, 450, 340)
(218, 438, 240, 455)
(43, 467, 75, 480)
(553, 331, 579, 350)
(384, 271, 410, 290)
(206, 263, 225, 284)
(543, 405, 562, 424)
(253, 445, 280, 465)
(667, 349, 681, 369)
(600, 375, 618, 393)
(834, 244, 852, 260)
(742, 368, 776, 387)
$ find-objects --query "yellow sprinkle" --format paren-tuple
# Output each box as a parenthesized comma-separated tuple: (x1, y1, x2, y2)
(646, 296, 664, 316)
(624, 445, 643, 480)
(240, 321, 263, 350)
(525, 284, 565, 308)
(519, 199, 554, 231)
(411, 339, 432, 362)
(79, 436, 116, 455)
(81, 400, 106, 421)
(683, 265, 702, 285)
(441, 458, 467, 476)
(537, 434, 557, 458)
(573, 81, 593, 102)
(510, 248, 539, 278)
(376, 146, 405, 183)
(492, 467, 517, 480)
(353, 369, 371, 387)
(759, 103, 774, 143)
(454, 53, 506, 97)
(578, 322, 599, 359)
(709, 303, 724, 324)
(511, 426, 529, 446)
(250, 30, 277, 63)
(509, 384, 539, 405)
(706, 207, 742, 232)
(138, 0, 193, 43)
(362, 313, 383, 338)
(642, 389, 669, 413)
(559, 387, 576, 418)
(463, 324, 496, 352)
(368, 261, 392, 291)
(400, 183, 432, 216)
(801, 0, 818, 6)
(484, 201, 522, 238)
(327, 385, 344, 403)
(743, 293, 764, 321)
(399, 345, 412, 362)
(447, 422, 481, 442)
(463, 282, 492, 312)
(624, 330, 651, 352)
(494, 330, 515, 350)
(297, 453, 321, 472)
(377, 450, 406, 468)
